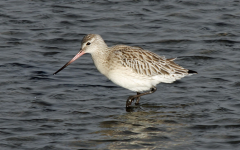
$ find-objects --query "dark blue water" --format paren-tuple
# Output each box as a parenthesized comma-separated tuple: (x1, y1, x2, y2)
(1, 0, 240, 149)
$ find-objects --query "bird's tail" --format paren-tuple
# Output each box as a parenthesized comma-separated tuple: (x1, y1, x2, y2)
(188, 70, 198, 74)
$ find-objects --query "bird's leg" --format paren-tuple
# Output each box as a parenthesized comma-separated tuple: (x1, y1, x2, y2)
(126, 87, 157, 107)
(126, 95, 135, 108)
(135, 92, 141, 105)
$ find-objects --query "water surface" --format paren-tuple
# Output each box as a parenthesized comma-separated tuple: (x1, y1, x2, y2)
(0, 0, 240, 149)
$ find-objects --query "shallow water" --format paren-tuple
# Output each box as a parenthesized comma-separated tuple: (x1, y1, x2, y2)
(1, 0, 240, 149)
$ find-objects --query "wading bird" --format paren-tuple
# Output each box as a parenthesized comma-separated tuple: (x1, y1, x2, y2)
(54, 34, 197, 108)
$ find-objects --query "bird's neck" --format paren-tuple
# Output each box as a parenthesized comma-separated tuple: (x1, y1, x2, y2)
(91, 47, 111, 76)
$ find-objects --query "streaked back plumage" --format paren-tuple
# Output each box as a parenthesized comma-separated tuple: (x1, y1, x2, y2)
(108, 45, 192, 84)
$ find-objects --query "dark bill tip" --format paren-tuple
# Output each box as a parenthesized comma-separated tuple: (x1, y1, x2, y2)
(53, 50, 85, 75)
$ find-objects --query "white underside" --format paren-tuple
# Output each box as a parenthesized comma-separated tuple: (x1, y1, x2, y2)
(106, 67, 188, 92)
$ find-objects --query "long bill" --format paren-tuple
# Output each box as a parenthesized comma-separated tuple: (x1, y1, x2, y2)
(53, 50, 85, 75)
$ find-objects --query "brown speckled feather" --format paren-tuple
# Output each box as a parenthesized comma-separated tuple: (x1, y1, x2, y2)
(110, 45, 188, 77)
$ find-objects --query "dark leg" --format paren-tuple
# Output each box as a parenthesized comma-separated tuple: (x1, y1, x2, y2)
(126, 87, 157, 108)
(126, 96, 134, 108)
(135, 92, 141, 105)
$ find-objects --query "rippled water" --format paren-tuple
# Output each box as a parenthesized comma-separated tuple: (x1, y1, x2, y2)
(1, 0, 240, 149)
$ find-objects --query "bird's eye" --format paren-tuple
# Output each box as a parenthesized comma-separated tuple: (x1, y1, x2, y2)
(86, 42, 91, 45)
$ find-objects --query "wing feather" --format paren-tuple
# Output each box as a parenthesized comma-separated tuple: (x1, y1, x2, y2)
(110, 45, 188, 77)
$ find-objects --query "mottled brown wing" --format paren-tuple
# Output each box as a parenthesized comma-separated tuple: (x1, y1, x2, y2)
(111, 45, 188, 77)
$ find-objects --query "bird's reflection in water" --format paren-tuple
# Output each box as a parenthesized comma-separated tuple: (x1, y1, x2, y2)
(96, 105, 193, 149)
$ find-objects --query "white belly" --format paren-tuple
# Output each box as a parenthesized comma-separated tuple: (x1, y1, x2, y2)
(106, 67, 158, 92)
(105, 66, 187, 92)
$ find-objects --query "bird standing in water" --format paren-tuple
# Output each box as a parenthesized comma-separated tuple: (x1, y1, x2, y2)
(54, 34, 197, 108)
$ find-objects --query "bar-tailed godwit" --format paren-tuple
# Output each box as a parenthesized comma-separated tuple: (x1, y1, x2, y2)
(54, 34, 197, 108)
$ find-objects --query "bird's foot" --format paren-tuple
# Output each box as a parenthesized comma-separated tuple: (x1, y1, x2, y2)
(126, 97, 134, 108)
(126, 94, 141, 107)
